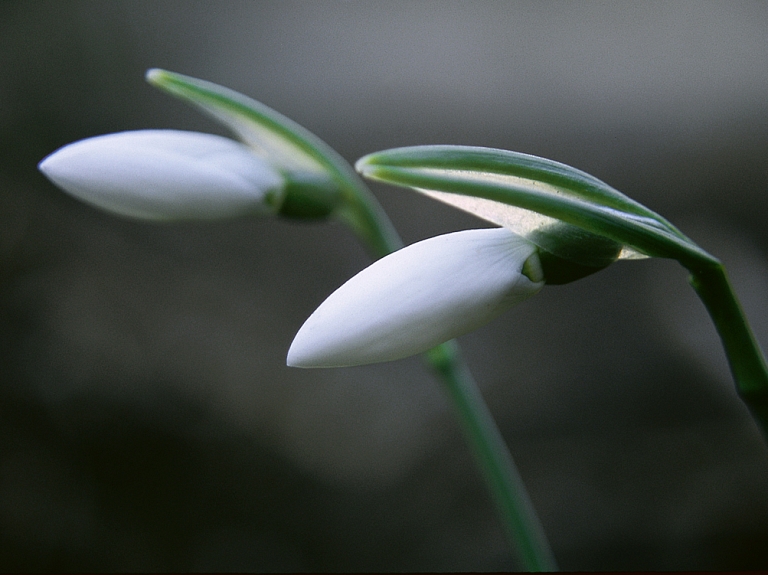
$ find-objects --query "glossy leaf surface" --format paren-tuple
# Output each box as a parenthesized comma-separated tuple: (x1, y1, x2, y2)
(147, 68, 401, 254)
(357, 145, 718, 270)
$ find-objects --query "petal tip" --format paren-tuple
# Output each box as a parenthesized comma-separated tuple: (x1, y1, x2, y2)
(286, 337, 323, 369)
(37, 148, 72, 184)
(37, 154, 52, 176)
(287, 319, 356, 369)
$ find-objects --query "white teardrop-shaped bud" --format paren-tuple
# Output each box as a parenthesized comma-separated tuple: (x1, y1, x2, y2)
(288, 228, 544, 367)
(38, 130, 285, 220)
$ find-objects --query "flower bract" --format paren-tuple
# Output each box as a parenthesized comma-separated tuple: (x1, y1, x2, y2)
(38, 130, 285, 220)
(287, 227, 544, 367)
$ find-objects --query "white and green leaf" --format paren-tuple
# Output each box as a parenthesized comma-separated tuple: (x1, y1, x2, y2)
(147, 69, 401, 253)
(356, 145, 718, 269)
(148, 69, 338, 179)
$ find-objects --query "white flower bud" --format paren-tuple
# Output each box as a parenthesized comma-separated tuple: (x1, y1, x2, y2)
(38, 130, 285, 220)
(288, 228, 544, 367)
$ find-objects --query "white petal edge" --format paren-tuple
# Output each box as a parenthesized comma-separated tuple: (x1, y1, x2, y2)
(287, 228, 543, 368)
(38, 130, 285, 220)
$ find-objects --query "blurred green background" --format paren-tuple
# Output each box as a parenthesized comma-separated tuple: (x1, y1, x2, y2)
(2, 1, 768, 571)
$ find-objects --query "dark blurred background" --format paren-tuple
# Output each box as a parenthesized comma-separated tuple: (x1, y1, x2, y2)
(2, 1, 768, 571)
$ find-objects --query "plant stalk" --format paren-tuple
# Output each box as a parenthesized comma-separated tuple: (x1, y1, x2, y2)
(426, 340, 558, 571)
(688, 263, 768, 439)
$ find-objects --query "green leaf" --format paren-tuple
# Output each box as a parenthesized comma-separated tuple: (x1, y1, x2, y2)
(356, 145, 718, 270)
(146, 69, 401, 254)
(148, 69, 337, 178)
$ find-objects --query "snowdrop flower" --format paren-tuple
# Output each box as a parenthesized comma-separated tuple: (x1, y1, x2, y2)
(38, 130, 285, 220)
(288, 227, 544, 367)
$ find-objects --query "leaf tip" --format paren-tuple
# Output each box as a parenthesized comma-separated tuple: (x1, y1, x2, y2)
(354, 153, 379, 178)
(144, 68, 166, 84)
(353, 154, 370, 172)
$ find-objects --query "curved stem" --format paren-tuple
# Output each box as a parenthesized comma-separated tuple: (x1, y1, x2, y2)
(335, 185, 403, 257)
(688, 263, 768, 439)
(426, 341, 558, 571)
(340, 192, 557, 571)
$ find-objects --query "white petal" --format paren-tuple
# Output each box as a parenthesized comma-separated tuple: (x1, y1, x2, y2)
(288, 228, 543, 367)
(38, 130, 285, 220)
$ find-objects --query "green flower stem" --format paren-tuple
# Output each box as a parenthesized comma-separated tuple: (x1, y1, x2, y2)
(342, 195, 556, 571)
(426, 341, 558, 572)
(333, 188, 403, 257)
(688, 262, 768, 439)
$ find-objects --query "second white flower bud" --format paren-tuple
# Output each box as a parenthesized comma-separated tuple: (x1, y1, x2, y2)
(38, 130, 285, 221)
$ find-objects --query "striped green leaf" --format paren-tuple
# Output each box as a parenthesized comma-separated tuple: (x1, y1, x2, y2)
(356, 145, 717, 270)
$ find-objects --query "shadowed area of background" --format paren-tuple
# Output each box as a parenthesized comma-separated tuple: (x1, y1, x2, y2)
(2, 1, 768, 571)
